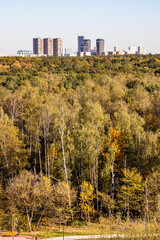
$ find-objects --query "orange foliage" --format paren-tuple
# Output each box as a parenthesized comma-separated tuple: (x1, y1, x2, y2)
(12, 61, 22, 69)
(0, 64, 10, 71)
(102, 128, 127, 175)
(110, 128, 124, 174)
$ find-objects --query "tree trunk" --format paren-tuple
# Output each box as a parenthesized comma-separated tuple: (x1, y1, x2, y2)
(124, 156, 127, 217)
(145, 183, 150, 233)
(58, 107, 72, 218)
(37, 126, 42, 174)
(59, 126, 71, 209)
(127, 200, 130, 222)
(27, 213, 32, 232)
(138, 133, 141, 172)
(111, 163, 115, 200)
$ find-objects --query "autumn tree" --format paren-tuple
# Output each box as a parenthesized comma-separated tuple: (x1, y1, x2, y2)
(118, 168, 144, 219)
(52, 181, 76, 230)
(6, 171, 53, 231)
(98, 191, 115, 217)
(3, 94, 24, 124)
(0, 107, 27, 180)
(144, 171, 160, 223)
(80, 181, 94, 222)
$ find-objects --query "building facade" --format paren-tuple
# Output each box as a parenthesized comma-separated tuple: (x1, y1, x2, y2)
(78, 36, 84, 52)
(53, 38, 63, 56)
(96, 39, 105, 55)
(128, 46, 137, 54)
(138, 46, 146, 55)
(91, 47, 97, 56)
(43, 38, 53, 56)
(80, 39, 91, 52)
(33, 38, 43, 55)
(114, 46, 122, 52)
(17, 50, 32, 56)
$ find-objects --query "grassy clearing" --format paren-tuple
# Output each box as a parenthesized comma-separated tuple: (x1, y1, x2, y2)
(19, 218, 160, 239)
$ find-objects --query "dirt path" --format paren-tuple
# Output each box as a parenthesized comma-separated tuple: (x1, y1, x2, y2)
(43, 233, 160, 240)
(43, 235, 127, 240)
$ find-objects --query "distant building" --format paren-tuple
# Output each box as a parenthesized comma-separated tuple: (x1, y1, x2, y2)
(64, 53, 77, 57)
(84, 52, 91, 56)
(65, 48, 72, 55)
(117, 51, 125, 55)
(96, 39, 105, 55)
(77, 52, 84, 57)
(138, 46, 146, 55)
(77, 51, 91, 57)
(33, 38, 43, 55)
(128, 46, 136, 54)
(80, 39, 91, 52)
(64, 49, 76, 57)
(43, 38, 53, 56)
(17, 50, 32, 57)
(53, 38, 63, 56)
(108, 51, 116, 55)
(78, 36, 84, 52)
(114, 46, 122, 52)
(91, 47, 97, 56)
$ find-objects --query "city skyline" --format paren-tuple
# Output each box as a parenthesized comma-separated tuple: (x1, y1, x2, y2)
(0, 0, 160, 55)
(31, 36, 146, 57)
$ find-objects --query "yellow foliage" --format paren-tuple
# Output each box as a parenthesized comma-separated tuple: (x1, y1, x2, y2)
(0, 64, 10, 71)
(12, 61, 22, 68)
(102, 128, 127, 175)
(49, 144, 57, 161)
(42, 176, 51, 190)
(110, 128, 124, 171)
(80, 181, 94, 221)
(154, 58, 160, 62)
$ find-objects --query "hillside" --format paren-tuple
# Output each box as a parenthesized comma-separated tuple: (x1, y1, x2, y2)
(0, 55, 160, 232)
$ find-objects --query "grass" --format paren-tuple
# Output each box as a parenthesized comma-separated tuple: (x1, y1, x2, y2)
(19, 218, 160, 239)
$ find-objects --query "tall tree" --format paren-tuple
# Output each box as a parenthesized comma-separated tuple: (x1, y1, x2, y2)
(0, 107, 27, 180)
(118, 168, 144, 219)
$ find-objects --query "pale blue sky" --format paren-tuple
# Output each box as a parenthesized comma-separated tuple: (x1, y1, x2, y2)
(0, 0, 160, 55)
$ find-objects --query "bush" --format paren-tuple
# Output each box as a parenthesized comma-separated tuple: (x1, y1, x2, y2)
(67, 220, 87, 227)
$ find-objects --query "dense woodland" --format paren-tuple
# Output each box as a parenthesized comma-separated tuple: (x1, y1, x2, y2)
(0, 55, 160, 231)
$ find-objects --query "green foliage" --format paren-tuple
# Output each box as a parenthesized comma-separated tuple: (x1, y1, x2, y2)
(0, 55, 160, 228)
(67, 219, 87, 227)
(18, 214, 28, 231)
(118, 168, 144, 218)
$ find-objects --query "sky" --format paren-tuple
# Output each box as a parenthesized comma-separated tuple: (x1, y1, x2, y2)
(0, 0, 160, 55)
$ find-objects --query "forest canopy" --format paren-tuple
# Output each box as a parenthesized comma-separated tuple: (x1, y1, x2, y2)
(0, 55, 160, 230)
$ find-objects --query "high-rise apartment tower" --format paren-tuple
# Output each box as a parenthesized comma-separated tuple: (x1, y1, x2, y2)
(43, 38, 53, 56)
(53, 38, 63, 56)
(96, 39, 105, 55)
(33, 38, 43, 55)
(80, 39, 91, 52)
(78, 36, 84, 52)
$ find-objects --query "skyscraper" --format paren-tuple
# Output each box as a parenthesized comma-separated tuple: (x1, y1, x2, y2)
(80, 39, 91, 52)
(53, 38, 63, 56)
(43, 38, 53, 56)
(96, 39, 105, 55)
(33, 38, 43, 55)
(78, 36, 84, 52)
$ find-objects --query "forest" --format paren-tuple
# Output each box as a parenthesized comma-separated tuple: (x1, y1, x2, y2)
(0, 55, 160, 233)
